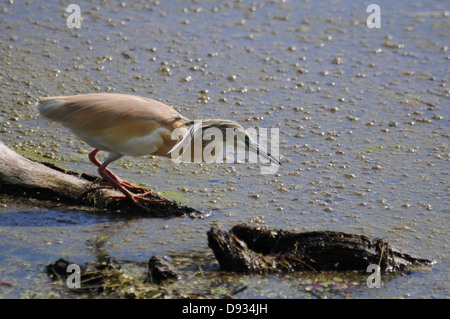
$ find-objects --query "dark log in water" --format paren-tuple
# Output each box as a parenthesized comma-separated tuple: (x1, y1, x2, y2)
(207, 224, 434, 273)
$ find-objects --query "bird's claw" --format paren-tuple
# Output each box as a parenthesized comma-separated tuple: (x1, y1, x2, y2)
(110, 192, 171, 210)
(118, 181, 149, 193)
(98, 180, 150, 193)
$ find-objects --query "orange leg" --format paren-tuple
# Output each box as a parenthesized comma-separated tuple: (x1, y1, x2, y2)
(90, 150, 169, 212)
(88, 149, 149, 193)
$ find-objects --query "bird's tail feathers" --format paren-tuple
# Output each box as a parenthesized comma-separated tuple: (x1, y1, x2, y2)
(36, 98, 67, 121)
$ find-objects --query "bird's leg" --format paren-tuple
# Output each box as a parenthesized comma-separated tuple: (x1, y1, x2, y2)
(88, 149, 102, 167)
(88, 149, 149, 193)
(97, 154, 169, 212)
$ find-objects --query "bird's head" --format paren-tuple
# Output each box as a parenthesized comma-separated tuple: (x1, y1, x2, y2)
(170, 119, 281, 166)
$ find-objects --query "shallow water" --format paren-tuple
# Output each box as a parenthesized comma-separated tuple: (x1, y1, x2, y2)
(0, 0, 448, 298)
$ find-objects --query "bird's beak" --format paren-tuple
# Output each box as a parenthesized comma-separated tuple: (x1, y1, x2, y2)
(247, 137, 281, 166)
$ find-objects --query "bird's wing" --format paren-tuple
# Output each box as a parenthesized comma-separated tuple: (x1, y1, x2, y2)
(38, 93, 186, 129)
(37, 93, 189, 156)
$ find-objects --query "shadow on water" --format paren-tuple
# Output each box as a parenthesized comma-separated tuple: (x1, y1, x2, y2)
(0, 209, 114, 228)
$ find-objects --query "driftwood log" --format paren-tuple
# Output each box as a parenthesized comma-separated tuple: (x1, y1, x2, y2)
(207, 224, 434, 273)
(0, 141, 206, 218)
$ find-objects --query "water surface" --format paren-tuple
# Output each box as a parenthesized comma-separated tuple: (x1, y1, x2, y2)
(0, 0, 448, 298)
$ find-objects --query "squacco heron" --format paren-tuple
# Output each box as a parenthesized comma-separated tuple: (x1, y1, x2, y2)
(37, 93, 280, 211)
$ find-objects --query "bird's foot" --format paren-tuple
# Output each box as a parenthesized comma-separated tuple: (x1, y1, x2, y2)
(133, 191, 171, 203)
(98, 180, 150, 193)
(118, 180, 150, 193)
(110, 192, 171, 212)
